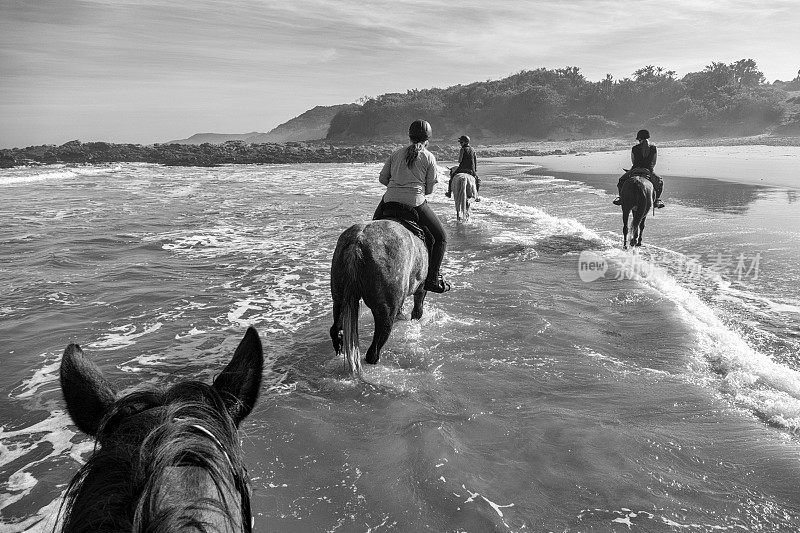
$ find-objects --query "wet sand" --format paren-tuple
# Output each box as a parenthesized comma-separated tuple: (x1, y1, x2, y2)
(489, 145, 800, 189)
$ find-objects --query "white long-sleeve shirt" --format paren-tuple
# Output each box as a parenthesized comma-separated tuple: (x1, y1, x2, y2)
(379, 145, 439, 207)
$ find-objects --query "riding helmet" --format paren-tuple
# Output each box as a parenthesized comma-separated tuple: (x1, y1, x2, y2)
(409, 120, 432, 143)
(458, 135, 470, 144)
(636, 129, 650, 140)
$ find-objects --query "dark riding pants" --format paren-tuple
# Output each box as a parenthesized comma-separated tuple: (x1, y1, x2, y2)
(373, 200, 447, 283)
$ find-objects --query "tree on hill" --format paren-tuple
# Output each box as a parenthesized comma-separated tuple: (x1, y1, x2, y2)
(326, 59, 788, 141)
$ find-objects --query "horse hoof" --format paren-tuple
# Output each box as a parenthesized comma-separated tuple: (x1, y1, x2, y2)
(365, 352, 379, 365)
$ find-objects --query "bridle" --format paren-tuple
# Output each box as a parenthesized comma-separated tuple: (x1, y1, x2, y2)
(173, 419, 254, 532)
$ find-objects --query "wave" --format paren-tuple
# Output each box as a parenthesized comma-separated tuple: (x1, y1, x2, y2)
(599, 246, 800, 432)
(478, 191, 800, 433)
(0, 165, 123, 186)
(474, 197, 612, 247)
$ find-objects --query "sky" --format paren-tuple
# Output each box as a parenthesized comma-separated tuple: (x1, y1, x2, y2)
(2, 0, 799, 148)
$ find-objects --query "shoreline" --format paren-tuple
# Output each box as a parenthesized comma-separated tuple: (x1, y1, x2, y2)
(487, 145, 800, 190)
(3, 134, 800, 170)
(2, 139, 798, 191)
(481, 133, 800, 153)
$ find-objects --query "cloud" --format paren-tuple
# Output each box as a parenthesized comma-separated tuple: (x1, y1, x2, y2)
(1, 0, 799, 146)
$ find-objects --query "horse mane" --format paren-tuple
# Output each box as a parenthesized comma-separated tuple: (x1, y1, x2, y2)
(57, 382, 251, 533)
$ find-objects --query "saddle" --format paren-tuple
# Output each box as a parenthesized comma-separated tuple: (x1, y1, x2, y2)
(373, 201, 434, 252)
(450, 167, 481, 193)
(621, 167, 661, 187)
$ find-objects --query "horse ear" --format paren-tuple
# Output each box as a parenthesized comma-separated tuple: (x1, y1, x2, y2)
(60, 344, 117, 436)
(212, 327, 264, 426)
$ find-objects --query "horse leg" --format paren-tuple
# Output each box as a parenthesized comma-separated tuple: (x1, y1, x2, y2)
(454, 179, 462, 221)
(637, 217, 645, 247)
(329, 307, 342, 354)
(329, 283, 344, 353)
(365, 305, 394, 365)
(622, 209, 630, 250)
(461, 178, 469, 222)
(411, 288, 426, 320)
(629, 208, 641, 248)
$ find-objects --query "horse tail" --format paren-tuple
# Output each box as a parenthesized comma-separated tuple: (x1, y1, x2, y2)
(334, 235, 363, 376)
(454, 174, 468, 221)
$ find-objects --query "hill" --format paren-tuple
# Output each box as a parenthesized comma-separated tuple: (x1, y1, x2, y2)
(164, 132, 261, 145)
(165, 103, 355, 145)
(327, 60, 800, 142)
(248, 104, 357, 143)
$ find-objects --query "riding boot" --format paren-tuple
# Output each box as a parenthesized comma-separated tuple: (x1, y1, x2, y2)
(415, 201, 450, 293)
(655, 182, 665, 208)
(613, 182, 623, 205)
(425, 274, 451, 293)
(424, 241, 451, 293)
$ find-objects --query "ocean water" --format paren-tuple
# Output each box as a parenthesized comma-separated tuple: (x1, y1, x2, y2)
(1, 158, 799, 532)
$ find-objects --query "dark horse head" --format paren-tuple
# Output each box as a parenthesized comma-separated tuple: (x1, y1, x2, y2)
(57, 326, 264, 533)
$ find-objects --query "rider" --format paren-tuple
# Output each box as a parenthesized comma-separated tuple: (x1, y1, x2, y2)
(374, 120, 451, 293)
(446, 135, 480, 198)
(613, 129, 665, 208)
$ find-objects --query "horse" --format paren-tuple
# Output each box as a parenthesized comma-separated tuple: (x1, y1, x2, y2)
(620, 174, 654, 249)
(57, 326, 264, 533)
(449, 168, 478, 222)
(330, 219, 428, 377)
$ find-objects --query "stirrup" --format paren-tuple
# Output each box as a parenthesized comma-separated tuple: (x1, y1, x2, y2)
(655, 199, 665, 208)
(612, 197, 622, 205)
(425, 276, 451, 293)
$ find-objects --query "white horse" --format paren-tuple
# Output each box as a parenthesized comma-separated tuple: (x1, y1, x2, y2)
(449, 167, 478, 222)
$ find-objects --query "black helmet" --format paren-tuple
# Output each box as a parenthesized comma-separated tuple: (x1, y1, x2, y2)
(409, 120, 432, 143)
(458, 135, 470, 144)
(636, 129, 650, 140)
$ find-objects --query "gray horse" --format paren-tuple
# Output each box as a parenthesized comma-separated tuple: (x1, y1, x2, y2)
(330, 220, 428, 376)
(620, 174, 654, 249)
(449, 168, 478, 222)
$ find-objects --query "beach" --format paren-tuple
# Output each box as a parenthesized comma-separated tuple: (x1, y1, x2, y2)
(1, 145, 799, 531)
(491, 145, 800, 189)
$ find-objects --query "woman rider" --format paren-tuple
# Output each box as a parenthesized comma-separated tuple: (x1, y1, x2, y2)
(373, 119, 451, 293)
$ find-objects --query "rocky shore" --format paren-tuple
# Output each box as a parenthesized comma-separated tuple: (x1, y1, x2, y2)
(3, 135, 799, 169)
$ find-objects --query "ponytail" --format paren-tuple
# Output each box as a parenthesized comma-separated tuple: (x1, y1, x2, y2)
(405, 141, 425, 168)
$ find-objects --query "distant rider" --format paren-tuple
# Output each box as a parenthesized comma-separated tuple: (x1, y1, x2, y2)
(613, 129, 665, 208)
(374, 120, 451, 293)
(446, 135, 481, 198)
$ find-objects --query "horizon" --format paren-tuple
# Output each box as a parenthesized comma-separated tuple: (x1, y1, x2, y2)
(2, 1, 799, 149)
